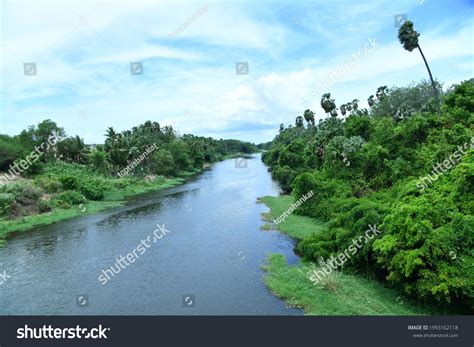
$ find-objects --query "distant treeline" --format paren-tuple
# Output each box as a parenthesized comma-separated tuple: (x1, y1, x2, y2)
(0, 120, 257, 177)
(0, 121, 256, 224)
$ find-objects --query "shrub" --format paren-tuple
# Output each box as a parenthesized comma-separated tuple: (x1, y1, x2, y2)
(272, 165, 298, 194)
(37, 199, 53, 213)
(36, 176, 62, 193)
(54, 191, 86, 206)
(60, 176, 78, 190)
(372, 157, 474, 309)
(80, 180, 105, 201)
(0, 193, 15, 216)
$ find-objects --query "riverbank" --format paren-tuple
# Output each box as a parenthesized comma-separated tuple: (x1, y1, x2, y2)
(0, 152, 260, 245)
(259, 195, 437, 315)
(0, 171, 195, 245)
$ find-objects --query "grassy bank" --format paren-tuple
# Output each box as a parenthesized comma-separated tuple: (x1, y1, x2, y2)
(258, 195, 326, 239)
(259, 195, 436, 315)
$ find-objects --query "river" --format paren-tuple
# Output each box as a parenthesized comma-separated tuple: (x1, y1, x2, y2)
(0, 154, 302, 315)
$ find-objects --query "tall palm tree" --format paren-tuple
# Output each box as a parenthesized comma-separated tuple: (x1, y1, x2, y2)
(398, 21, 440, 115)
(320, 93, 337, 117)
(340, 104, 347, 116)
(367, 95, 375, 107)
(351, 99, 359, 111)
(303, 109, 315, 125)
(295, 116, 304, 127)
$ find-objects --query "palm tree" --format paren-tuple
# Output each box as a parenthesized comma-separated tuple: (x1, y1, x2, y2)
(340, 104, 347, 116)
(351, 99, 359, 111)
(376, 86, 388, 101)
(320, 93, 337, 117)
(295, 116, 304, 127)
(368, 95, 375, 107)
(303, 109, 315, 125)
(398, 21, 440, 115)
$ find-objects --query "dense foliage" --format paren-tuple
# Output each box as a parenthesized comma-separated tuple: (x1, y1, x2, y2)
(262, 80, 473, 311)
(0, 120, 256, 220)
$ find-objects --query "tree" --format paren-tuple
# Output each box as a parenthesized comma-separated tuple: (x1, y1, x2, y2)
(398, 21, 441, 115)
(151, 149, 176, 176)
(376, 86, 388, 101)
(303, 109, 315, 125)
(0, 135, 24, 171)
(340, 104, 347, 116)
(89, 148, 109, 175)
(16, 119, 64, 157)
(368, 95, 375, 108)
(295, 116, 304, 127)
(351, 99, 359, 111)
(320, 93, 337, 117)
(57, 136, 88, 164)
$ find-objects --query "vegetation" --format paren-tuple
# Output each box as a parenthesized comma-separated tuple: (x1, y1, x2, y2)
(398, 20, 441, 114)
(261, 79, 473, 313)
(263, 253, 436, 315)
(0, 120, 256, 243)
(259, 196, 325, 240)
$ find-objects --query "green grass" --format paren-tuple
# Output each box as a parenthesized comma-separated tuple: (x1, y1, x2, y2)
(0, 176, 187, 244)
(104, 177, 185, 200)
(259, 194, 437, 315)
(258, 195, 326, 239)
(263, 254, 435, 315)
(0, 201, 121, 243)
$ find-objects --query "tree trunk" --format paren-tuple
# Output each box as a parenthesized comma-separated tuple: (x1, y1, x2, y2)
(417, 44, 441, 116)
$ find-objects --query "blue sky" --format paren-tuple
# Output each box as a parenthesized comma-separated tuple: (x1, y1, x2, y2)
(0, 0, 473, 143)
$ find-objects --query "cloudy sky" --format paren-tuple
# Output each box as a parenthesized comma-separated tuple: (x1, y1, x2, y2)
(0, 0, 472, 143)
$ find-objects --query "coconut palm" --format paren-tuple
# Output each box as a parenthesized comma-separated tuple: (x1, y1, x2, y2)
(398, 20, 440, 115)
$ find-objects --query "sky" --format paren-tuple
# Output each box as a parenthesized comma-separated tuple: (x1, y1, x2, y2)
(0, 0, 473, 144)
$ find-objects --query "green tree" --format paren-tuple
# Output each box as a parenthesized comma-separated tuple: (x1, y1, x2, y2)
(303, 109, 315, 125)
(321, 93, 337, 117)
(398, 21, 440, 115)
(151, 149, 176, 176)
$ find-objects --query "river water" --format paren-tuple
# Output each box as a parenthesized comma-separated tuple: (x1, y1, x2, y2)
(0, 154, 302, 315)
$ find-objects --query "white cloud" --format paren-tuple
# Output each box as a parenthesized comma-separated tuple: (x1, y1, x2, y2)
(1, 0, 473, 143)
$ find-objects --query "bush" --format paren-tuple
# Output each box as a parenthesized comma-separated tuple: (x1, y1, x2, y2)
(37, 199, 53, 213)
(372, 158, 474, 309)
(60, 176, 79, 190)
(80, 180, 105, 201)
(272, 165, 298, 194)
(36, 176, 62, 193)
(0, 193, 15, 216)
(54, 191, 86, 206)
